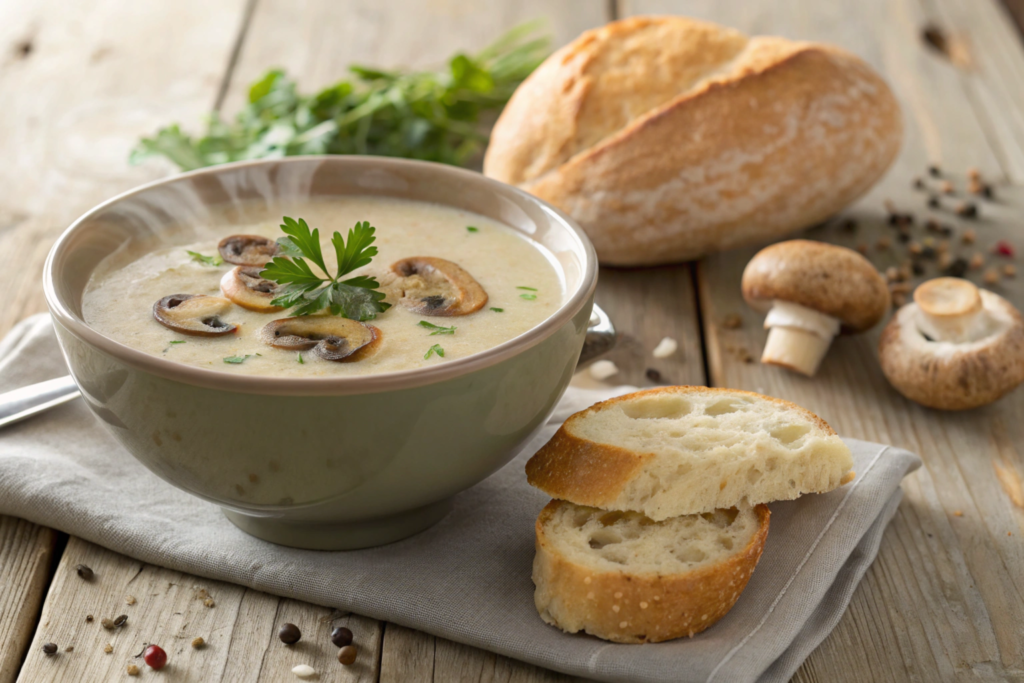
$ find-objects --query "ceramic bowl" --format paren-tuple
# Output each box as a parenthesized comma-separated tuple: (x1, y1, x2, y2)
(44, 157, 600, 549)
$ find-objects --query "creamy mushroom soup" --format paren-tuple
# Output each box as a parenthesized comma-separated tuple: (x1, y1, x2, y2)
(83, 197, 564, 377)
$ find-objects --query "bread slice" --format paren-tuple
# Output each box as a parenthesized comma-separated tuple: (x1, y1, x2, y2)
(526, 386, 853, 521)
(534, 500, 770, 643)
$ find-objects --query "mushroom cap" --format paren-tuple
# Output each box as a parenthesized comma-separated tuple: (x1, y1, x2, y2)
(878, 288, 1024, 410)
(741, 240, 889, 332)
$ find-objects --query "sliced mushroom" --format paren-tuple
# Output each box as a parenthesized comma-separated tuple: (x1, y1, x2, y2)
(220, 266, 283, 312)
(218, 234, 279, 266)
(389, 257, 488, 316)
(259, 317, 382, 362)
(152, 294, 238, 336)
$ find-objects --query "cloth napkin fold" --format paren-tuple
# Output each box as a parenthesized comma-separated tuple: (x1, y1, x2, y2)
(0, 314, 920, 683)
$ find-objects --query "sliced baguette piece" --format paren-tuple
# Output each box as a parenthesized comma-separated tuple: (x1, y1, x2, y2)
(534, 500, 770, 643)
(526, 386, 853, 521)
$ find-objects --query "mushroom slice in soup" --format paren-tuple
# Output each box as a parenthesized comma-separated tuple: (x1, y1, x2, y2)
(389, 257, 488, 316)
(259, 317, 381, 362)
(218, 234, 280, 266)
(152, 294, 238, 336)
(220, 266, 283, 312)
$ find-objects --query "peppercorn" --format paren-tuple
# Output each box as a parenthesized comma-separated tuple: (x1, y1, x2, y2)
(143, 644, 167, 670)
(927, 195, 941, 209)
(983, 268, 999, 285)
(75, 564, 93, 581)
(113, 614, 127, 628)
(278, 623, 301, 645)
(912, 261, 926, 276)
(994, 240, 1016, 258)
(331, 626, 354, 648)
(962, 229, 976, 244)
(876, 236, 891, 250)
(840, 218, 857, 232)
(940, 180, 955, 195)
(645, 368, 662, 383)
(944, 257, 969, 278)
(913, 177, 926, 190)
(908, 242, 923, 256)
(928, 164, 941, 177)
(42, 642, 58, 656)
(967, 167, 981, 181)
(954, 202, 978, 218)
(1004, 264, 1017, 278)
(127, 664, 140, 676)
(338, 645, 358, 666)
(192, 637, 205, 649)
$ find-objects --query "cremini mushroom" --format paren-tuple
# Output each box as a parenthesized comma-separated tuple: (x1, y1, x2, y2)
(879, 277, 1024, 410)
(742, 240, 889, 376)
(220, 266, 283, 312)
(218, 234, 279, 266)
(152, 294, 238, 336)
(259, 317, 382, 362)
(388, 257, 487, 316)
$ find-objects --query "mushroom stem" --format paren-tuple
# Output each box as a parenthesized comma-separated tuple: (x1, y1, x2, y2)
(913, 277, 986, 343)
(760, 301, 841, 376)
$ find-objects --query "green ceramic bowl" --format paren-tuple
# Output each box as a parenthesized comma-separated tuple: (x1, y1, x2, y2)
(44, 157, 599, 549)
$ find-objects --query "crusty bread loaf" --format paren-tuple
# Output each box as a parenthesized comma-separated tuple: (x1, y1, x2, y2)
(483, 16, 902, 265)
(534, 500, 770, 643)
(526, 386, 853, 520)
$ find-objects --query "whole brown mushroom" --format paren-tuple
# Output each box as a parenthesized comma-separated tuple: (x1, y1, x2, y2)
(742, 240, 889, 376)
(878, 277, 1024, 410)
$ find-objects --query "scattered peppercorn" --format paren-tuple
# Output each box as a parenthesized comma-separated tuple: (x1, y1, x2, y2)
(127, 664, 140, 676)
(721, 313, 743, 329)
(101, 618, 115, 630)
(954, 202, 978, 218)
(920, 246, 936, 260)
(913, 177, 925, 190)
(64, 646, 74, 653)
(104, 644, 113, 654)
(892, 292, 907, 307)
(143, 644, 167, 670)
(912, 261, 926, 276)
(42, 642, 58, 656)
(908, 241, 923, 255)
(927, 195, 941, 209)
(85, 615, 93, 623)
(876, 236, 891, 250)
(967, 167, 981, 181)
(192, 637, 205, 649)
(897, 232, 911, 244)
(113, 614, 128, 628)
(940, 180, 954, 195)
(885, 266, 900, 282)
(331, 626, 354, 648)
(962, 229, 976, 244)
(1004, 264, 1017, 278)
(940, 224, 953, 237)
(338, 645, 358, 666)
(928, 164, 941, 177)
(856, 242, 868, 254)
(75, 564, 94, 581)
(994, 240, 1016, 258)
(840, 218, 857, 232)
(969, 253, 985, 269)
(944, 257, 969, 278)
(983, 268, 1000, 285)
(981, 184, 994, 199)
(938, 252, 954, 269)
(203, 598, 215, 608)
(279, 623, 301, 645)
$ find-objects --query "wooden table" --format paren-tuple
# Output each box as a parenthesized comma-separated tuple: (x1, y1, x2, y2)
(3, 0, 1024, 680)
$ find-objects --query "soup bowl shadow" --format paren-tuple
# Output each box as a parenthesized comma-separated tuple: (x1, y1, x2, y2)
(44, 157, 600, 550)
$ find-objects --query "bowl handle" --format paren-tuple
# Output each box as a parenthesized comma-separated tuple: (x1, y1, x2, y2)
(577, 303, 616, 368)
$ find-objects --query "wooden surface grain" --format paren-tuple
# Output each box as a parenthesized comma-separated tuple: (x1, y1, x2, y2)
(3, 0, 1024, 681)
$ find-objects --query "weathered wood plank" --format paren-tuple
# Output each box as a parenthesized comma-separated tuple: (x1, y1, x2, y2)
(0, 1, 248, 680)
(0, 518, 57, 683)
(17, 537, 384, 682)
(624, 0, 1024, 681)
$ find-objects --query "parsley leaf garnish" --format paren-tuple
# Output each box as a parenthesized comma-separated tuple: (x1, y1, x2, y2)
(516, 286, 537, 291)
(466, 226, 479, 233)
(424, 344, 445, 360)
(297, 352, 304, 364)
(169, 340, 186, 344)
(490, 307, 504, 312)
(418, 321, 456, 335)
(223, 355, 255, 364)
(260, 217, 391, 321)
(130, 23, 550, 171)
(520, 293, 537, 300)
(187, 251, 224, 266)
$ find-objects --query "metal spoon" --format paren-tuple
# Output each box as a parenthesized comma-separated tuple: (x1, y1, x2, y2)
(0, 304, 616, 431)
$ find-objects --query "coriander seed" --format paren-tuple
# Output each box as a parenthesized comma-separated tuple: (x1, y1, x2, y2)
(278, 623, 301, 645)
(331, 626, 353, 648)
(338, 644, 358, 665)
(192, 636, 205, 649)
(101, 618, 115, 630)
(104, 644, 113, 654)
(127, 663, 140, 676)
(42, 642, 58, 656)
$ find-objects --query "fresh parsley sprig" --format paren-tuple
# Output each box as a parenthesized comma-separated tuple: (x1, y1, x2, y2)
(418, 321, 456, 335)
(187, 250, 224, 266)
(260, 217, 391, 321)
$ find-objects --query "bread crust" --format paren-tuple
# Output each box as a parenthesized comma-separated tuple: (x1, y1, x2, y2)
(484, 17, 902, 266)
(742, 240, 890, 332)
(526, 386, 840, 511)
(533, 500, 771, 643)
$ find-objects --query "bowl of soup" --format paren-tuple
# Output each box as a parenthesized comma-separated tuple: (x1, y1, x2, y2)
(44, 157, 598, 549)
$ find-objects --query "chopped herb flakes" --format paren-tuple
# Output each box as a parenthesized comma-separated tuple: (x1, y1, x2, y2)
(516, 286, 537, 291)
(519, 293, 537, 300)
(169, 340, 186, 345)
(466, 226, 479, 233)
(223, 355, 255, 364)
(490, 307, 504, 312)
(418, 321, 456, 335)
(424, 344, 445, 360)
(297, 353, 304, 364)
(187, 251, 224, 267)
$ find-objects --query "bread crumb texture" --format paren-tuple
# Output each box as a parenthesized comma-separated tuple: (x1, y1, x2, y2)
(526, 386, 853, 520)
(533, 499, 770, 642)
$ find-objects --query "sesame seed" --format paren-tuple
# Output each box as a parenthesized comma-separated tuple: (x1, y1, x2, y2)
(612, 605, 620, 613)
(583, 576, 591, 585)
(619, 621, 628, 628)
(640, 602, 649, 609)
(614, 592, 623, 599)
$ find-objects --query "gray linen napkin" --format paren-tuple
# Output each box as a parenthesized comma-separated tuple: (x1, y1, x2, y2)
(0, 314, 920, 683)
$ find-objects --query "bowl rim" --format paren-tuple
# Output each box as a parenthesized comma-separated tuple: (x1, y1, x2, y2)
(43, 156, 598, 396)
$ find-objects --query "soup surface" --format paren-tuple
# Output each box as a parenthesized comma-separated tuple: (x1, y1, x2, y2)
(83, 197, 563, 377)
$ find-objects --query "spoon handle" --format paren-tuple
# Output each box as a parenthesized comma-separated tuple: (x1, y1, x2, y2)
(578, 303, 616, 368)
(0, 375, 81, 430)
